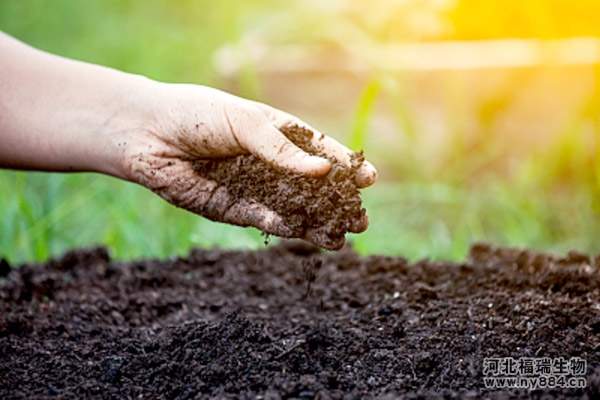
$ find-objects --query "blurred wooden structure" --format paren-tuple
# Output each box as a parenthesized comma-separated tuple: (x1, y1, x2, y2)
(214, 38, 600, 75)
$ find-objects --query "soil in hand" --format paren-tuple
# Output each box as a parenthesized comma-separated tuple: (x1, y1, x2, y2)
(1, 242, 599, 398)
(193, 125, 366, 250)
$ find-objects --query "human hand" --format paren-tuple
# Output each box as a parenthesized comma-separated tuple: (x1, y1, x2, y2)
(0, 32, 374, 249)
(123, 84, 378, 249)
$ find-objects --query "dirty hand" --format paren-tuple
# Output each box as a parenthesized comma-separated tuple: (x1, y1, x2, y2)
(125, 84, 378, 248)
(0, 32, 376, 249)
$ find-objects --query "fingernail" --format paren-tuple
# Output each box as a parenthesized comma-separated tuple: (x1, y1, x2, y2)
(355, 161, 378, 188)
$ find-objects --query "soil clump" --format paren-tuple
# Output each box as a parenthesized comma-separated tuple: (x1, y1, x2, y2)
(193, 125, 366, 249)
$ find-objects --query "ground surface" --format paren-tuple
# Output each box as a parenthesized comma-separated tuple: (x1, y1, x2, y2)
(1, 241, 599, 399)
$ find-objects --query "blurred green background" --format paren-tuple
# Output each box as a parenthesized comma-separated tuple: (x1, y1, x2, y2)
(1, 0, 599, 263)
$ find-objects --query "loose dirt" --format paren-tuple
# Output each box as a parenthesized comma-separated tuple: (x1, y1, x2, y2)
(1, 242, 599, 399)
(193, 125, 366, 249)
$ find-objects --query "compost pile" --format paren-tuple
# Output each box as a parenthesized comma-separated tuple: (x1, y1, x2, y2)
(193, 125, 366, 249)
(1, 242, 599, 399)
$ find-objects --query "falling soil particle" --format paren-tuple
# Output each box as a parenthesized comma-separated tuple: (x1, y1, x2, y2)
(193, 125, 366, 248)
(1, 242, 599, 398)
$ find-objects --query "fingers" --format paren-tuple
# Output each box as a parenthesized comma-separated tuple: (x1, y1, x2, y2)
(306, 128, 378, 188)
(207, 189, 366, 250)
(220, 199, 302, 238)
(218, 197, 356, 251)
(302, 213, 368, 249)
(222, 201, 367, 250)
(243, 123, 332, 177)
(257, 105, 378, 187)
(355, 161, 378, 188)
(209, 198, 364, 251)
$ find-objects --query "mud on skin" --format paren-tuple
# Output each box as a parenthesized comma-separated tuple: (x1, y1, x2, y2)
(193, 125, 366, 250)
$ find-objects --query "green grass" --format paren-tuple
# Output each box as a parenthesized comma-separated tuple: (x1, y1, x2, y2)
(1, 0, 599, 264)
(353, 180, 598, 261)
(2, 169, 596, 264)
(0, 172, 266, 263)
(348, 78, 381, 152)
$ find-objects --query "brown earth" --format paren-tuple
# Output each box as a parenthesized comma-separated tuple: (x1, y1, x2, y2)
(1, 241, 599, 399)
(193, 125, 366, 250)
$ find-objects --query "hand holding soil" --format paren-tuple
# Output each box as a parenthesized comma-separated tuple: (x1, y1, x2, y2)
(126, 84, 377, 249)
(0, 32, 377, 250)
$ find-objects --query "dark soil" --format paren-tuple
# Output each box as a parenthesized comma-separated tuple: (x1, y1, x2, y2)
(1, 242, 600, 399)
(193, 125, 366, 249)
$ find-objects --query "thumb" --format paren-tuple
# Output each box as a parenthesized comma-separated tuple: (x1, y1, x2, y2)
(246, 123, 331, 177)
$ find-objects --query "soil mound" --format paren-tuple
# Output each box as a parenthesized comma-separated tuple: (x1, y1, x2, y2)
(1, 242, 599, 398)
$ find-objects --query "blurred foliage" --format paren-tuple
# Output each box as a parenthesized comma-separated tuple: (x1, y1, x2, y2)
(0, 0, 274, 84)
(1, 0, 599, 263)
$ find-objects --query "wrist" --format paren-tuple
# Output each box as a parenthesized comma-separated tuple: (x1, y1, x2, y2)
(91, 74, 160, 181)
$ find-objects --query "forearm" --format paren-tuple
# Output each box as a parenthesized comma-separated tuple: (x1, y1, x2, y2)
(0, 32, 153, 178)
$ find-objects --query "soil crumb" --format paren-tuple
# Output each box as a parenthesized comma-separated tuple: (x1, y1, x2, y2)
(193, 125, 366, 248)
(1, 242, 599, 398)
